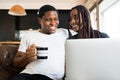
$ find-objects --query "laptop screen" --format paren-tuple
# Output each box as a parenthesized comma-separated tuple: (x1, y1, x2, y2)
(65, 38, 120, 80)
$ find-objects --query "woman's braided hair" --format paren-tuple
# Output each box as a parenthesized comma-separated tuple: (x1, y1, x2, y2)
(68, 5, 101, 39)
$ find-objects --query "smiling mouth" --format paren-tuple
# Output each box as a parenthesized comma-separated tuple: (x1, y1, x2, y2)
(72, 25, 78, 28)
(49, 26, 57, 31)
(71, 25, 79, 31)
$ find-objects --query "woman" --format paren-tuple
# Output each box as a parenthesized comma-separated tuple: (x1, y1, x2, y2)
(68, 5, 109, 39)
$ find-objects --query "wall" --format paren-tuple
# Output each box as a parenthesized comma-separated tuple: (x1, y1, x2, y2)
(0, 0, 81, 9)
(0, 10, 15, 41)
(0, 0, 103, 11)
(0, 10, 70, 41)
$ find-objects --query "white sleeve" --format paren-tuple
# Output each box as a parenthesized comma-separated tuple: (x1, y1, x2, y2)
(18, 34, 30, 52)
(58, 28, 77, 38)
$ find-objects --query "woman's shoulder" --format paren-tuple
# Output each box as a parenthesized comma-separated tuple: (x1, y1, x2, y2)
(94, 30, 109, 38)
(100, 32, 110, 38)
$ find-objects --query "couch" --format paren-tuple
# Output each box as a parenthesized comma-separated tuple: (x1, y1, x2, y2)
(0, 45, 24, 80)
(0, 44, 65, 80)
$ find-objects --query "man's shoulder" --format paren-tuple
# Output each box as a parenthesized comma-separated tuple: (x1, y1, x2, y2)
(20, 30, 39, 39)
(57, 28, 76, 33)
(56, 28, 68, 33)
(26, 30, 39, 35)
(57, 28, 67, 31)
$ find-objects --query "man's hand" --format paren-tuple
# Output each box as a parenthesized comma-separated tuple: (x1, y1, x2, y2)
(26, 44, 37, 62)
(13, 44, 37, 67)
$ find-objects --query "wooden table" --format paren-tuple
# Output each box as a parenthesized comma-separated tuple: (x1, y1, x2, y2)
(0, 41, 20, 45)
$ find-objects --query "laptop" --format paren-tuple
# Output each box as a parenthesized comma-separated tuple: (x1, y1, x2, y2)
(65, 38, 120, 80)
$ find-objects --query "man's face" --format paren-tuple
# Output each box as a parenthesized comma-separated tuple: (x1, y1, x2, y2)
(69, 9, 83, 32)
(38, 11, 59, 34)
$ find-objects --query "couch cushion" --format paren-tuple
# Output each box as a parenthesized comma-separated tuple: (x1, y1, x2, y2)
(0, 45, 24, 80)
(0, 45, 18, 67)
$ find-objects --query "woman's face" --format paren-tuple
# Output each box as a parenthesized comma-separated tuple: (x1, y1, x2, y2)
(69, 9, 83, 32)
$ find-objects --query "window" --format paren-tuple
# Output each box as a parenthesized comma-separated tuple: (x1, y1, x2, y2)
(91, 0, 120, 38)
(100, 1, 120, 38)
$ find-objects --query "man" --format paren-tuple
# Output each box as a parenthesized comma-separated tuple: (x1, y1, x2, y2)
(12, 5, 69, 80)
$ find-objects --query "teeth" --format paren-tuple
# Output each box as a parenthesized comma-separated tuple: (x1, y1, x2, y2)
(72, 25, 77, 28)
(49, 26, 56, 30)
(51, 26, 55, 28)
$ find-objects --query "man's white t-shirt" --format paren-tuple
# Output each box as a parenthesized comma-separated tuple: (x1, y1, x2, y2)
(18, 28, 69, 80)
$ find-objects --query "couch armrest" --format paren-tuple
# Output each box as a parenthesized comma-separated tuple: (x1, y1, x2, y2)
(0, 45, 18, 67)
(0, 46, 10, 66)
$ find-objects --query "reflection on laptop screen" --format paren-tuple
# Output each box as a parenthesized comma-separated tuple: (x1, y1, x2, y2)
(65, 39, 120, 80)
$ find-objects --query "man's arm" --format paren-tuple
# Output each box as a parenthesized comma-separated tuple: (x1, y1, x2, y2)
(13, 44, 36, 68)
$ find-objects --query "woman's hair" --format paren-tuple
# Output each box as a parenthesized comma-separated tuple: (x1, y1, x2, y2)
(37, 4, 58, 18)
(68, 5, 101, 39)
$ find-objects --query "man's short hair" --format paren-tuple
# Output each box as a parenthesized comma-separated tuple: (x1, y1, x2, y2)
(37, 5, 58, 18)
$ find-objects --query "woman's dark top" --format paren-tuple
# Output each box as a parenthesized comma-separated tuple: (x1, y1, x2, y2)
(70, 30, 109, 39)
